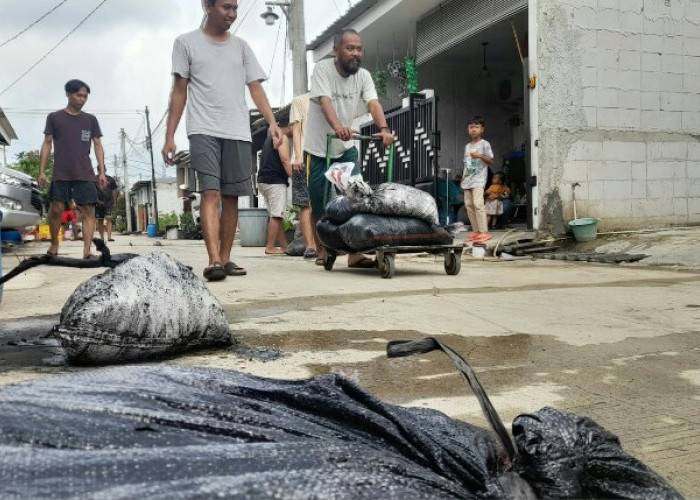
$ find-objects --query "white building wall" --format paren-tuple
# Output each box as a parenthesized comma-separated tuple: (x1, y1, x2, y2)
(155, 181, 182, 216)
(538, 0, 700, 231)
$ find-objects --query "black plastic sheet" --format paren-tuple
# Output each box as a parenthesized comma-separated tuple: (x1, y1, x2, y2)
(0, 366, 509, 499)
(285, 236, 306, 256)
(512, 407, 682, 500)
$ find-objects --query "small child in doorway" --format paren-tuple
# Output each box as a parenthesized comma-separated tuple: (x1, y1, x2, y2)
(485, 172, 511, 229)
(460, 116, 494, 243)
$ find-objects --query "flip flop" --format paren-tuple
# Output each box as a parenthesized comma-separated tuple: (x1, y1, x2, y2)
(474, 233, 492, 242)
(348, 257, 377, 269)
(203, 263, 227, 281)
(303, 248, 318, 259)
(223, 261, 247, 276)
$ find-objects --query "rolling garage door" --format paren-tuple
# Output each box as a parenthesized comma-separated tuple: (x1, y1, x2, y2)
(416, 0, 528, 65)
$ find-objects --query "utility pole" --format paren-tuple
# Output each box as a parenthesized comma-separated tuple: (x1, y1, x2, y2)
(120, 128, 132, 232)
(113, 154, 118, 178)
(262, 0, 307, 96)
(144, 106, 159, 226)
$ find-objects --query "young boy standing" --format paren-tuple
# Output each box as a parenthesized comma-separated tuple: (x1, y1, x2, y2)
(460, 116, 494, 243)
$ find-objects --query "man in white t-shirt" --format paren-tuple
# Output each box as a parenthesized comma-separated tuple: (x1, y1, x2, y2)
(303, 28, 394, 267)
(162, 0, 281, 281)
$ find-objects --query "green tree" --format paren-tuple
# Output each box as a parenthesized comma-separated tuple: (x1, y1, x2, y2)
(10, 150, 53, 199)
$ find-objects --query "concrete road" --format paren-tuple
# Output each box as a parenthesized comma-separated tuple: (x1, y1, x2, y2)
(1, 235, 699, 497)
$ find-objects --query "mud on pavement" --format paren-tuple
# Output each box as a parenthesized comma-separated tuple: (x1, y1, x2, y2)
(1, 240, 699, 496)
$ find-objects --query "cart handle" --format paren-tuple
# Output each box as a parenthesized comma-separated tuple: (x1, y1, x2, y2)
(326, 133, 383, 142)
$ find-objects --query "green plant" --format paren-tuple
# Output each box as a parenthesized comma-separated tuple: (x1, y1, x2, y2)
(157, 212, 179, 231)
(282, 206, 299, 232)
(179, 211, 194, 228)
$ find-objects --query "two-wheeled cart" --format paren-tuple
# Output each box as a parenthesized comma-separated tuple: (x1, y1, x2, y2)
(320, 134, 464, 279)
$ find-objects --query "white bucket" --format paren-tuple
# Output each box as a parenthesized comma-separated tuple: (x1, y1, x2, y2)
(472, 246, 485, 258)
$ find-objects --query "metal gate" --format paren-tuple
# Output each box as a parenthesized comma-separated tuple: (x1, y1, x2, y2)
(359, 93, 440, 188)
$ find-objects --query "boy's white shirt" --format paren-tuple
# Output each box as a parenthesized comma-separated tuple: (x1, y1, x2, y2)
(461, 139, 493, 190)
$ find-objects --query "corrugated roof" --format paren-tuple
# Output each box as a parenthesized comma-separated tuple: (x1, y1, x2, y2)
(0, 106, 18, 146)
(306, 0, 379, 51)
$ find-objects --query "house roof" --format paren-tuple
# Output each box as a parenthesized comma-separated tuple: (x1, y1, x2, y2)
(0, 105, 18, 146)
(306, 0, 379, 51)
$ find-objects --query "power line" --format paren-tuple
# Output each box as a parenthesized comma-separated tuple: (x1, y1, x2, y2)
(0, 0, 110, 98)
(232, 0, 260, 35)
(265, 18, 283, 88)
(0, 0, 70, 49)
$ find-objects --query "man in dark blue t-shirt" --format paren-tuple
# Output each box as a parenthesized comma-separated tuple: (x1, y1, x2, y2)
(38, 79, 107, 259)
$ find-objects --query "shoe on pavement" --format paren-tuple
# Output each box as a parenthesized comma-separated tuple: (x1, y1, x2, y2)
(203, 263, 226, 281)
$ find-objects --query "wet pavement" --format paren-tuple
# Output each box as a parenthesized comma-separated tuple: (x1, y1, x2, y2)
(1, 233, 700, 496)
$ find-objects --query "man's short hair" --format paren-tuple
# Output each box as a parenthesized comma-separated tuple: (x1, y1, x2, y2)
(65, 79, 90, 94)
(205, 0, 217, 6)
(467, 116, 485, 127)
(333, 28, 360, 49)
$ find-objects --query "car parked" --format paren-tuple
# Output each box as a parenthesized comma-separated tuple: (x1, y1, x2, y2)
(0, 166, 42, 230)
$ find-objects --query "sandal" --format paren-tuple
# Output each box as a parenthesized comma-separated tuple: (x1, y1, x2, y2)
(203, 263, 227, 281)
(223, 261, 246, 276)
(303, 248, 318, 259)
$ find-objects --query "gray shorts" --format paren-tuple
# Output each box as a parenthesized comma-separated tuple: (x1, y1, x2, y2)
(49, 181, 98, 206)
(291, 170, 309, 207)
(189, 135, 253, 196)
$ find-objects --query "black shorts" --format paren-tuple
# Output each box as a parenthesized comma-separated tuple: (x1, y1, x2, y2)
(49, 181, 98, 206)
(95, 204, 113, 219)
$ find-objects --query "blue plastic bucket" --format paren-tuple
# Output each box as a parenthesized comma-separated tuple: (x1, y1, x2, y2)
(146, 223, 158, 238)
(568, 217, 601, 242)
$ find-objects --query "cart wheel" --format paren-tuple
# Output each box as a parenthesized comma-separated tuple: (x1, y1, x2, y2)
(444, 250, 461, 275)
(324, 253, 336, 271)
(379, 254, 395, 279)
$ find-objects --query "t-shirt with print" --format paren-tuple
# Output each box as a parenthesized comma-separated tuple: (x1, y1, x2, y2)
(303, 58, 378, 159)
(171, 30, 266, 142)
(460, 139, 493, 190)
(44, 110, 102, 182)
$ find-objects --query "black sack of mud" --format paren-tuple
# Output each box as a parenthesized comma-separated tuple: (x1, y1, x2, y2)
(324, 195, 361, 224)
(54, 253, 232, 364)
(346, 181, 440, 226)
(286, 236, 306, 256)
(512, 407, 681, 499)
(316, 218, 353, 252)
(0, 365, 511, 499)
(337, 214, 453, 252)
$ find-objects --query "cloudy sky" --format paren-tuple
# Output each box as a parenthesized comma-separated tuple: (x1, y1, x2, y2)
(0, 0, 350, 181)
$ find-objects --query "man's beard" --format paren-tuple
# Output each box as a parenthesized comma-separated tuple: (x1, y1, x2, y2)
(339, 57, 361, 75)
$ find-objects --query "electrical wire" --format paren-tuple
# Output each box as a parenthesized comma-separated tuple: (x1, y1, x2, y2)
(0, 0, 110, 98)
(265, 19, 283, 89)
(232, 0, 260, 35)
(0, 0, 70, 49)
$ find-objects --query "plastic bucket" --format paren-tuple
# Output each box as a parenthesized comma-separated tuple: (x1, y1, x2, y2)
(238, 208, 269, 247)
(146, 223, 158, 238)
(568, 217, 601, 242)
(165, 225, 180, 240)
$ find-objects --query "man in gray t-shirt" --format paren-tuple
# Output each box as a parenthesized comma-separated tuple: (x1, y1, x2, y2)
(162, 0, 281, 281)
(303, 28, 394, 268)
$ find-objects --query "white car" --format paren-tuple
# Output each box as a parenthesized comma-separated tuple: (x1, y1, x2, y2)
(0, 166, 43, 229)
